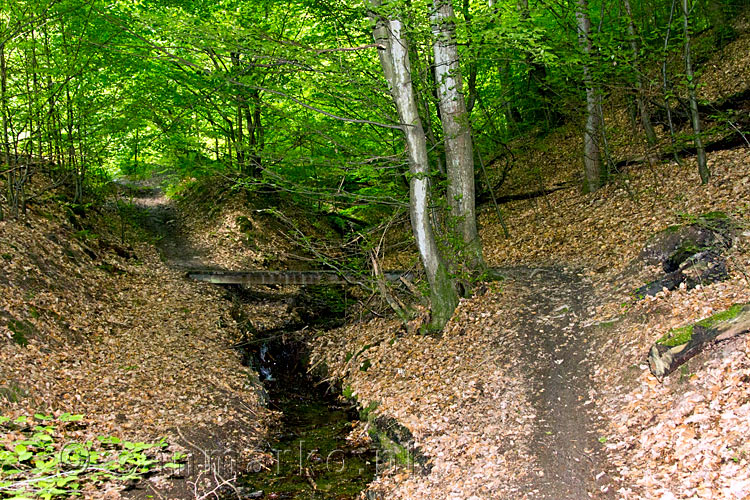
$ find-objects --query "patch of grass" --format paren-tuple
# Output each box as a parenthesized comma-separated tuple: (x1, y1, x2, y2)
(73, 229, 98, 241)
(1, 253, 12, 261)
(96, 263, 126, 275)
(342, 385, 355, 400)
(598, 319, 619, 329)
(359, 400, 379, 422)
(701, 211, 729, 221)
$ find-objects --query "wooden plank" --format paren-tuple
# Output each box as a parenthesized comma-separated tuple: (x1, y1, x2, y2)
(186, 269, 412, 286)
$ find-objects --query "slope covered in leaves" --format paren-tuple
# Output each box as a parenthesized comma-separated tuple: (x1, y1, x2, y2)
(0, 194, 270, 498)
(312, 25, 750, 495)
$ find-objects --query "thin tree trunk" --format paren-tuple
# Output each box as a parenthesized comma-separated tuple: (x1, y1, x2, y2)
(371, 0, 458, 330)
(461, 0, 478, 115)
(662, 0, 681, 164)
(575, 0, 605, 192)
(1, 42, 11, 218)
(681, 0, 709, 184)
(623, 0, 657, 145)
(431, 0, 484, 273)
(231, 52, 246, 174)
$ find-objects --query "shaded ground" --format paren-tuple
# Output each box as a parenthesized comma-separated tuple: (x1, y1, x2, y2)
(124, 181, 618, 497)
(500, 267, 616, 498)
(122, 181, 208, 268)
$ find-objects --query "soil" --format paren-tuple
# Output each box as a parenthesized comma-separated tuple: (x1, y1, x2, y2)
(498, 267, 616, 498)
(123, 181, 208, 269)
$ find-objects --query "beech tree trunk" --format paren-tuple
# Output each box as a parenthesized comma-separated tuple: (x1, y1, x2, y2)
(431, 0, 484, 273)
(623, 0, 657, 146)
(575, 0, 605, 192)
(1, 43, 8, 169)
(681, 0, 709, 184)
(371, 0, 458, 330)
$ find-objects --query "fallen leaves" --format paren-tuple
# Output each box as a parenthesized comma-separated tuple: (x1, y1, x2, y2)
(0, 197, 270, 499)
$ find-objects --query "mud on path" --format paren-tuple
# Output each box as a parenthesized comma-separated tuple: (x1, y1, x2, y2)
(498, 266, 616, 499)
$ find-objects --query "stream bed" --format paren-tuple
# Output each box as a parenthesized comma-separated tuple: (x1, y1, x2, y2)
(231, 287, 377, 499)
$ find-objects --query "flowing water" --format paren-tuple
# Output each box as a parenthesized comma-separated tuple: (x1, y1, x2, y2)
(237, 336, 376, 499)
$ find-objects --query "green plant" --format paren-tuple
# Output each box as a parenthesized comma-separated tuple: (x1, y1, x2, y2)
(7, 319, 34, 347)
(72, 229, 98, 242)
(0, 414, 185, 499)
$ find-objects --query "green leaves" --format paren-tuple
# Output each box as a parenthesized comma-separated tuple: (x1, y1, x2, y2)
(0, 414, 186, 499)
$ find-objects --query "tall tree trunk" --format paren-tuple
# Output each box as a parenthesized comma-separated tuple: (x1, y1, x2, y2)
(662, 0, 681, 164)
(431, 0, 484, 273)
(371, 0, 458, 330)
(623, 0, 657, 146)
(230, 52, 246, 174)
(575, 0, 605, 192)
(681, 0, 709, 184)
(1, 42, 11, 218)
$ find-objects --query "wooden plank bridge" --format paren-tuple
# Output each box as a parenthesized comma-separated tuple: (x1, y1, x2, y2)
(186, 269, 413, 286)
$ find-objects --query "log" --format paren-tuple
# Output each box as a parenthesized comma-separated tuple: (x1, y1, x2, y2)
(648, 304, 750, 380)
(187, 269, 412, 286)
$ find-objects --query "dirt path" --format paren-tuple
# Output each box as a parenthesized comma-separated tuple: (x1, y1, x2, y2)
(498, 266, 616, 499)
(123, 182, 208, 268)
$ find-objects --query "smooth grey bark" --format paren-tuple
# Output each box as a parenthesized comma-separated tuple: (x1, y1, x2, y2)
(681, 0, 709, 184)
(662, 0, 681, 164)
(430, 0, 484, 272)
(1, 41, 13, 218)
(371, 0, 458, 330)
(623, 0, 657, 146)
(575, 0, 605, 192)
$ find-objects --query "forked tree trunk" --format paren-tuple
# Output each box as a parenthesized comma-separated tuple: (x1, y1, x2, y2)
(431, 0, 484, 273)
(575, 0, 605, 192)
(371, 0, 458, 330)
(681, 0, 709, 184)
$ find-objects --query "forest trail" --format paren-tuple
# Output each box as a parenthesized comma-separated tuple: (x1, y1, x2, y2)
(125, 181, 208, 269)
(493, 267, 615, 498)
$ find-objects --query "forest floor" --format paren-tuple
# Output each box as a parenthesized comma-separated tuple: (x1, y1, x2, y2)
(0, 180, 278, 499)
(2, 12, 750, 500)
(2, 150, 749, 500)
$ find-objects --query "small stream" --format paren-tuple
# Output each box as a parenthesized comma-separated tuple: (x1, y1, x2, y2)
(230, 286, 377, 499)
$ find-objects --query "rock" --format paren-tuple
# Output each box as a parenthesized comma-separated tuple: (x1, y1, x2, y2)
(635, 214, 735, 298)
(635, 249, 729, 298)
(640, 224, 713, 267)
(680, 250, 728, 287)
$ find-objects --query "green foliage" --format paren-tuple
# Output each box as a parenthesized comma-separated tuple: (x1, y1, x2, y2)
(0, 414, 185, 499)
(7, 320, 35, 347)
(658, 304, 746, 346)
